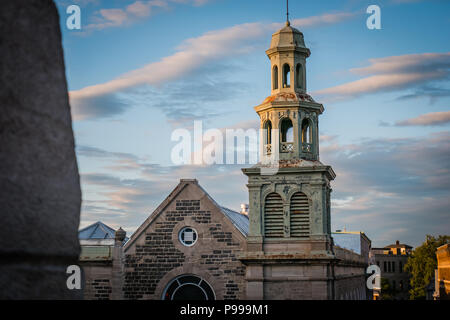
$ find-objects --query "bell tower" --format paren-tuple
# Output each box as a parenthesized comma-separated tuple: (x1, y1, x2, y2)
(241, 14, 338, 300)
(259, 21, 321, 163)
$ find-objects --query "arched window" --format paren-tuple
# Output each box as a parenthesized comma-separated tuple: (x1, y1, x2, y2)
(296, 64, 303, 89)
(290, 192, 310, 237)
(264, 193, 283, 238)
(282, 63, 290, 88)
(272, 65, 278, 90)
(163, 275, 215, 300)
(264, 120, 272, 145)
(301, 119, 312, 144)
(280, 118, 293, 142)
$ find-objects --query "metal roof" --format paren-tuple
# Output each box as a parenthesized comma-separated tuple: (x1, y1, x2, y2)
(79, 221, 116, 239)
(195, 182, 249, 237)
(220, 206, 249, 237)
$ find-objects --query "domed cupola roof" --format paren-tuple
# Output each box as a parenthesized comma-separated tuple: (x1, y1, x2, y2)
(266, 22, 310, 57)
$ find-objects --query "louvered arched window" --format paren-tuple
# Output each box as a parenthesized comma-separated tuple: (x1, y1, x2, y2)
(264, 193, 284, 238)
(290, 192, 310, 237)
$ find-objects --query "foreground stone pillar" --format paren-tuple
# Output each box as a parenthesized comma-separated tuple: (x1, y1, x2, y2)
(0, 0, 82, 299)
(111, 228, 126, 300)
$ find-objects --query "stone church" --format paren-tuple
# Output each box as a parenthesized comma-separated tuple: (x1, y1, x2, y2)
(80, 20, 369, 300)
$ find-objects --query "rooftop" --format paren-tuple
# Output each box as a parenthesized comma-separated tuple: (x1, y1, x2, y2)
(78, 221, 129, 243)
(78, 221, 116, 240)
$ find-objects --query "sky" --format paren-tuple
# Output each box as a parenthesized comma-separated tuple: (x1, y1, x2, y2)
(54, 0, 450, 247)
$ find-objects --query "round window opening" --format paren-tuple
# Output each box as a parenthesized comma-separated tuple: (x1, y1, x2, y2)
(163, 275, 215, 300)
(179, 227, 198, 246)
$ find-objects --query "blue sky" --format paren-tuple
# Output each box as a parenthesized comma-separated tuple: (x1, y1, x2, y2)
(54, 0, 450, 247)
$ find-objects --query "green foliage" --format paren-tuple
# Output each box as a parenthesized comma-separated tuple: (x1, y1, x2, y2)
(404, 235, 450, 300)
(380, 277, 395, 300)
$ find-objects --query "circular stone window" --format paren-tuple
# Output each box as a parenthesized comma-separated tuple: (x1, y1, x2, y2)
(178, 227, 198, 247)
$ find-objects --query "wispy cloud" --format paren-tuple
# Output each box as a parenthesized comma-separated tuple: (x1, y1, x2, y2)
(322, 131, 450, 246)
(314, 52, 450, 101)
(394, 111, 450, 126)
(70, 11, 358, 120)
(70, 21, 266, 120)
(288, 12, 356, 29)
(77, 145, 139, 161)
(78, 155, 248, 233)
(395, 86, 450, 103)
(77, 128, 450, 246)
(84, 0, 209, 31)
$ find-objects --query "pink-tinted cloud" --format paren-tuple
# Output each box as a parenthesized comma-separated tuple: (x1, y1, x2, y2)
(86, 0, 205, 30)
(70, 11, 357, 120)
(395, 111, 450, 126)
(314, 53, 450, 101)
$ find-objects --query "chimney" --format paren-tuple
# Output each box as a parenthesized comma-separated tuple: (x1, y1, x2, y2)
(240, 203, 249, 215)
(396, 240, 400, 245)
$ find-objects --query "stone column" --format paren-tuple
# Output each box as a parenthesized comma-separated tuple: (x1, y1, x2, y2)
(0, 0, 82, 299)
(111, 228, 126, 300)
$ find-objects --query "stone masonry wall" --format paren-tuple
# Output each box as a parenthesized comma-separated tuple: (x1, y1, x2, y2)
(81, 263, 113, 300)
(334, 246, 368, 300)
(123, 189, 247, 300)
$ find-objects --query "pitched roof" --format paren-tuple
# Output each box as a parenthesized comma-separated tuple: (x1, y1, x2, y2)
(124, 179, 249, 251)
(220, 206, 249, 237)
(385, 242, 413, 249)
(195, 181, 249, 237)
(78, 221, 116, 239)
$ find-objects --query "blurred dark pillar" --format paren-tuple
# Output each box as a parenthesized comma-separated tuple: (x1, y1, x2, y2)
(0, 0, 82, 299)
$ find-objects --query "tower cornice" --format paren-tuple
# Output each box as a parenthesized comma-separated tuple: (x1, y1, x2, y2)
(266, 46, 310, 58)
(254, 100, 324, 115)
(242, 165, 336, 181)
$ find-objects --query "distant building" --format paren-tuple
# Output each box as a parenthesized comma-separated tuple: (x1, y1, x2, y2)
(369, 240, 413, 300)
(434, 243, 450, 300)
(332, 230, 371, 264)
(78, 221, 127, 300)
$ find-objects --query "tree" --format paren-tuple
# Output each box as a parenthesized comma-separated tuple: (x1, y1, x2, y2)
(404, 235, 450, 300)
(380, 277, 395, 300)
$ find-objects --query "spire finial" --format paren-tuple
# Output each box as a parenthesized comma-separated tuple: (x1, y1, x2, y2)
(286, 0, 290, 26)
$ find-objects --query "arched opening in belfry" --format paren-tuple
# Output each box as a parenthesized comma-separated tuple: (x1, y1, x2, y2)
(280, 118, 293, 143)
(296, 63, 303, 89)
(264, 120, 272, 145)
(301, 119, 312, 144)
(282, 63, 290, 88)
(272, 65, 278, 90)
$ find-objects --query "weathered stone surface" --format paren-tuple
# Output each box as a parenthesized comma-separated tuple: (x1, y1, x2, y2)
(240, 22, 368, 300)
(123, 180, 247, 300)
(0, 0, 81, 299)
